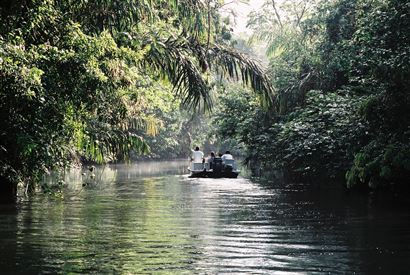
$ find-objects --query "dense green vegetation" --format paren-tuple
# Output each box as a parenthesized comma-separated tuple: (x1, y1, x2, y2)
(213, 0, 410, 190)
(0, 0, 273, 201)
(1, 0, 409, 201)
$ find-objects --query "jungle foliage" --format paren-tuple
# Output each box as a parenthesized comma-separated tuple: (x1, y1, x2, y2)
(0, 0, 273, 201)
(213, 0, 410, 190)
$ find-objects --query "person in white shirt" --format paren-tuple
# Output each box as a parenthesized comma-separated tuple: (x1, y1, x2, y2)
(191, 146, 204, 163)
(221, 151, 233, 162)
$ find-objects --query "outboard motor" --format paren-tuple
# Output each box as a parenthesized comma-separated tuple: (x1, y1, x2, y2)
(224, 164, 233, 172)
(212, 158, 223, 174)
(223, 159, 235, 173)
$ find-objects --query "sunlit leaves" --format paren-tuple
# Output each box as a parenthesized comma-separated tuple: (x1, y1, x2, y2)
(142, 32, 274, 110)
(54, 0, 209, 36)
(220, 0, 410, 189)
(0, 22, 156, 189)
(0, 0, 277, 196)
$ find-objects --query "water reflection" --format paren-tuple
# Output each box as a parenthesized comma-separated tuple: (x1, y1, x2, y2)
(0, 160, 409, 273)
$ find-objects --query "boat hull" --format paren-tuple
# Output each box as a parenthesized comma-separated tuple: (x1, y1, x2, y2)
(188, 170, 239, 178)
(188, 159, 240, 178)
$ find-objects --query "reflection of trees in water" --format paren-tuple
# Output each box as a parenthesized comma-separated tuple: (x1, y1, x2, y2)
(10, 164, 202, 273)
(4, 163, 410, 273)
(0, 205, 18, 273)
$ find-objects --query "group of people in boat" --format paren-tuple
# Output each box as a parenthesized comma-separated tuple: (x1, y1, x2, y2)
(191, 146, 234, 166)
(190, 146, 239, 177)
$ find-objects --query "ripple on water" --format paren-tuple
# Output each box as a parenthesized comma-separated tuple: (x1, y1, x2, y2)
(1, 161, 410, 274)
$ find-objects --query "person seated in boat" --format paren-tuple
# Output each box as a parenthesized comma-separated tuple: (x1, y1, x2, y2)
(221, 151, 233, 162)
(212, 153, 223, 173)
(191, 146, 204, 163)
(207, 151, 216, 169)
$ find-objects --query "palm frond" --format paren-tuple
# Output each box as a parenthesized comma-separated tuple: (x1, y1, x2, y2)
(143, 35, 275, 110)
(143, 36, 212, 110)
(78, 118, 150, 163)
(206, 43, 275, 108)
(54, 0, 208, 35)
(126, 116, 163, 136)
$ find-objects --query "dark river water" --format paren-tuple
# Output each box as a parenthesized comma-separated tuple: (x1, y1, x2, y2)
(1, 160, 410, 274)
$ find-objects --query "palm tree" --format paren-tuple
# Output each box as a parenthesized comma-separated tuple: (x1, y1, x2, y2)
(53, 0, 274, 107)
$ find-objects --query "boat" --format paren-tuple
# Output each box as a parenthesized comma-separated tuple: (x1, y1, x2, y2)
(188, 158, 240, 178)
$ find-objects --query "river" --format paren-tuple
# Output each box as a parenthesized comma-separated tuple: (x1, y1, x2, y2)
(0, 160, 410, 274)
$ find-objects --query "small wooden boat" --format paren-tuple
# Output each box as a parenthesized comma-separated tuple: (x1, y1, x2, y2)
(188, 158, 240, 178)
